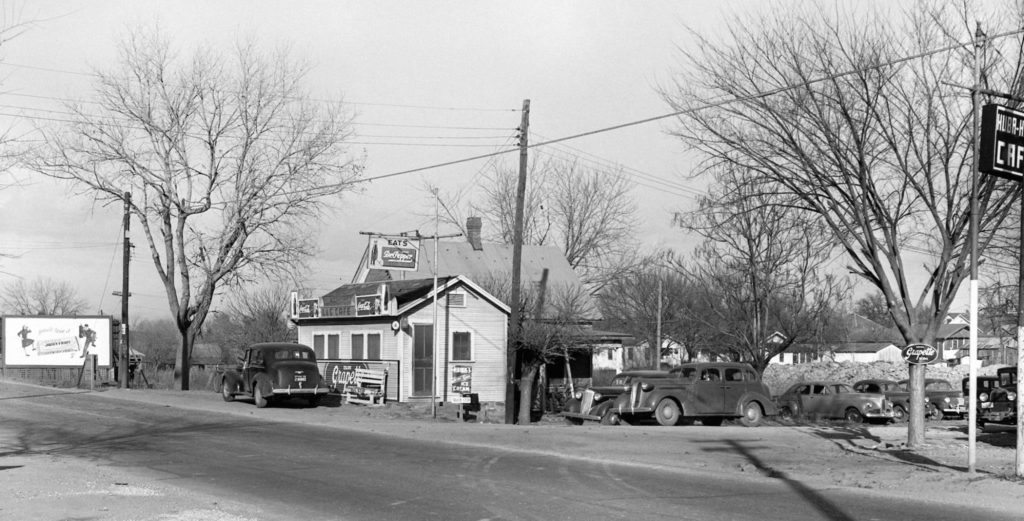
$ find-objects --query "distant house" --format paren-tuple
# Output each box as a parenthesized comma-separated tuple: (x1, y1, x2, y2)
(770, 344, 829, 365)
(830, 342, 902, 363)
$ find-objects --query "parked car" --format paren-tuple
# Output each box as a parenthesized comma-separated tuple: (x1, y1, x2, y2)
(219, 342, 329, 408)
(606, 362, 777, 427)
(893, 378, 965, 421)
(777, 381, 894, 423)
(962, 375, 1000, 426)
(980, 366, 1018, 427)
(562, 370, 669, 425)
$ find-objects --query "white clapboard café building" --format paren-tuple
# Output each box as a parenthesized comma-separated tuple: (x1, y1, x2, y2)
(291, 273, 510, 404)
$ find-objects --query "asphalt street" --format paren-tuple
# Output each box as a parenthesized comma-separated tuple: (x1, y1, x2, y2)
(1, 384, 1020, 520)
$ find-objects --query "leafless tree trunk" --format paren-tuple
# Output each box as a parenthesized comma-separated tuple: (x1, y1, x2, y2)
(662, 3, 1022, 446)
(29, 27, 362, 390)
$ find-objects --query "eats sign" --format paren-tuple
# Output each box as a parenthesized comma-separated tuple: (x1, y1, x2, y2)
(367, 236, 420, 271)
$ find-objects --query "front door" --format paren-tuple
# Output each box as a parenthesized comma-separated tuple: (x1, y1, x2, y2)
(412, 324, 434, 396)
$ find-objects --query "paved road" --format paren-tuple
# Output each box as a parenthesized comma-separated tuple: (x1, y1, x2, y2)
(1, 386, 1018, 521)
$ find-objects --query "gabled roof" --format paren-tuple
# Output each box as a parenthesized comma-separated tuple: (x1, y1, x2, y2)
(355, 239, 598, 320)
(317, 275, 510, 319)
(831, 342, 898, 353)
(937, 323, 971, 339)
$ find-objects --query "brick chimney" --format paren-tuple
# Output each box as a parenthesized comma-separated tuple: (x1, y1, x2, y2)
(466, 216, 483, 251)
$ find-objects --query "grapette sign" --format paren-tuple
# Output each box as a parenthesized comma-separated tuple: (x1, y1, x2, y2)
(367, 236, 420, 271)
(980, 103, 1024, 181)
(901, 343, 939, 365)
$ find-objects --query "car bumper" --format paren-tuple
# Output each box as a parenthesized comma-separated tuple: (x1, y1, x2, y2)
(980, 410, 1017, 424)
(562, 412, 603, 422)
(272, 386, 329, 396)
(864, 410, 895, 419)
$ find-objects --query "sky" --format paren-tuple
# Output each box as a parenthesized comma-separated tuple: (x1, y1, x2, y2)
(0, 0, 959, 322)
(0, 0, 730, 320)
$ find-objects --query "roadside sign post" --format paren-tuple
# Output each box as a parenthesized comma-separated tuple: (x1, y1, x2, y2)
(979, 101, 1024, 477)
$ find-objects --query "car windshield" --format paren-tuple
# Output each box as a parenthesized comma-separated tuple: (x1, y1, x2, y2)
(611, 376, 630, 386)
(998, 370, 1017, 387)
(925, 381, 952, 391)
(273, 349, 312, 360)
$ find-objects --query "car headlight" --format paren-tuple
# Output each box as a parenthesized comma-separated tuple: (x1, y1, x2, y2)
(1008, 392, 1017, 401)
(640, 382, 654, 392)
(943, 397, 951, 403)
(980, 392, 989, 402)
(592, 392, 602, 401)
(864, 402, 876, 411)
(573, 391, 583, 400)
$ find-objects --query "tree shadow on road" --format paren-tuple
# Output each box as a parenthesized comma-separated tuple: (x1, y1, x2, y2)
(699, 439, 859, 521)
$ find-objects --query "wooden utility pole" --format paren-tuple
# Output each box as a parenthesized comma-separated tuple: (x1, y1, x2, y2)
(120, 192, 131, 389)
(655, 277, 662, 369)
(505, 99, 530, 424)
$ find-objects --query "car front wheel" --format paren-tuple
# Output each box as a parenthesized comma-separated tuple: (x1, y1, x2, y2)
(654, 399, 681, 426)
(739, 402, 763, 427)
(892, 405, 907, 422)
(844, 407, 864, 423)
(221, 380, 234, 402)
(601, 410, 621, 425)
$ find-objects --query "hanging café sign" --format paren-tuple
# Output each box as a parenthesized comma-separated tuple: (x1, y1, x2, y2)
(367, 236, 420, 271)
(980, 103, 1024, 181)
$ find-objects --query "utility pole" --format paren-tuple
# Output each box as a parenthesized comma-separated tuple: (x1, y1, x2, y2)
(505, 99, 530, 425)
(655, 277, 662, 369)
(120, 192, 131, 389)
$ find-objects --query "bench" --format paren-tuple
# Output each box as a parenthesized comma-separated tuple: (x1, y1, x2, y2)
(343, 368, 387, 406)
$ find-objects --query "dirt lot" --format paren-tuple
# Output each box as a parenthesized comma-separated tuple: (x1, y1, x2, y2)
(1, 379, 1022, 520)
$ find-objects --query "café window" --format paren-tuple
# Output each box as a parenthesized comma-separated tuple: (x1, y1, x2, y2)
(452, 331, 472, 361)
(351, 332, 382, 360)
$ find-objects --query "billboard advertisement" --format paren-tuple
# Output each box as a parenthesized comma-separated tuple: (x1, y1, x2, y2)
(367, 236, 420, 271)
(2, 316, 113, 367)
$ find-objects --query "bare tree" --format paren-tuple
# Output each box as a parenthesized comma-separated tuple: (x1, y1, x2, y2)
(0, 276, 89, 315)
(430, 154, 639, 290)
(598, 257, 703, 368)
(204, 280, 297, 361)
(676, 172, 849, 374)
(473, 270, 596, 424)
(662, 2, 1022, 446)
(30, 27, 362, 390)
(130, 317, 180, 370)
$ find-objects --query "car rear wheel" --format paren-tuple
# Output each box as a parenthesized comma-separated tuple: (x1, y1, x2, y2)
(739, 402, 763, 427)
(221, 379, 234, 402)
(779, 406, 795, 420)
(925, 403, 942, 421)
(254, 383, 269, 408)
(654, 398, 681, 426)
(844, 407, 864, 423)
(892, 405, 907, 422)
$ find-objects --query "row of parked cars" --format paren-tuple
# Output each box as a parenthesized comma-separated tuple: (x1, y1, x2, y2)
(562, 362, 1019, 427)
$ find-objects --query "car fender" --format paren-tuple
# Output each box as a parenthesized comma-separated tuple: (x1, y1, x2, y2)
(735, 392, 778, 416)
(221, 371, 240, 393)
(562, 398, 582, 415)
(253, 374, 274, 396)
(591, 400, 615, 417)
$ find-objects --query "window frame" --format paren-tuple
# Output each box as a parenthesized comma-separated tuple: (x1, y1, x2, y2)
(451, 330, 473, 361)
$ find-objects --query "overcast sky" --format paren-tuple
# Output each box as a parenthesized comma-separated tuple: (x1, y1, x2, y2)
(0, 1, 954, 322)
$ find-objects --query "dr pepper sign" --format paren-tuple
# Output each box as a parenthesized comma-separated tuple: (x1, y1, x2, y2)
(980, 103, 1024, 181)
(367, 236, 420, 271)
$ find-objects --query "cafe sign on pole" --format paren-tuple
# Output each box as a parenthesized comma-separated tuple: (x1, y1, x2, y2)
(980, 103, 1024, 181)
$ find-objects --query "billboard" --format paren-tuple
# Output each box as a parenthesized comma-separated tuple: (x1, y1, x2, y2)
(3, 316, 113, 367)
(367, 236, 420, 271)
(356, 294, 383, 316)
(980, 103, 1024, 181)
